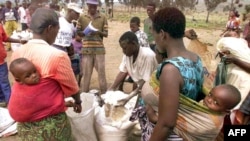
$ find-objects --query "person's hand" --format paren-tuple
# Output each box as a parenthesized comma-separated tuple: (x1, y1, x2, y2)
(146, 104, 158, 124)
(115, 97, 129, 107)
(185, 29, 198, 40)
(218, 50, 230, 58)
(20, 39, 28, 44)
(90, 31, 102, 36)
(223, 54, 237, 64)
(65, 100, 74, 107)
(73, 101, 82, 113)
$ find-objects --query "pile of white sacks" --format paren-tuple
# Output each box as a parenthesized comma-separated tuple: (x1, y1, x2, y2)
(66, 91, 138, 141)
(0, 91, 137, 140)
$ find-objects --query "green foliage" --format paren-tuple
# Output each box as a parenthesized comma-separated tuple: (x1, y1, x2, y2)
(112, 10, 228, 30)
(204, 0, 227, 12)
(245, 4, 250, 13)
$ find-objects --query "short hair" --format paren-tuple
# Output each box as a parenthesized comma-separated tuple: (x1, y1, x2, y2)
(9, 58, 30, 74)
(119, 31, 139, 45)
(147, 1, 156, 8)
(152, 7, 185, 39)
(130, 16, 140, 27)
(30, 8, 59, 34)
(220, 84, 241, 109)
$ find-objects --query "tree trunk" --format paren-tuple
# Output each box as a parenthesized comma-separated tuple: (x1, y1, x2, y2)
(206, 11, 210, 23)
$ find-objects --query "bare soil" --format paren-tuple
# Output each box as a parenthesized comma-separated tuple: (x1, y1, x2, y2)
(1, 20, 222, 141)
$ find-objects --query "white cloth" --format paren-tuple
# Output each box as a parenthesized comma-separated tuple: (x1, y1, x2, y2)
(119, 47, 158, 83)
(53, 17, 75, 47)
(216, 37, 250, 109)
(134, 30, 150, 48)
(216, 37, 250, 63)
(18, 6, 27, 24)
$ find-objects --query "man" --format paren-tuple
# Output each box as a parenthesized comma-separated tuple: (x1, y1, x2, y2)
(77, 0, 108, 94)
(53, 3, 82, 51)
(2, 1, 19, 51)
(108, 31, 158, 105)
(144, 2, 156, 52)
(18, 2, 28, 31)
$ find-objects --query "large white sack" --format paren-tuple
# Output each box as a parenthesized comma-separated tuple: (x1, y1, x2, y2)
(0, 122, 17, 137)
(65, 93, 98, 141)
(0, 108, 15, 133)
(95, 91, 138, 141)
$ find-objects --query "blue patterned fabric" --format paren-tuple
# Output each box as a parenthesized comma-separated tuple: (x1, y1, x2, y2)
(156, 57, 204, 100)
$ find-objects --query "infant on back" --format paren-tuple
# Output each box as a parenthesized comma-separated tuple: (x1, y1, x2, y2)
(142, 82, 241, 114)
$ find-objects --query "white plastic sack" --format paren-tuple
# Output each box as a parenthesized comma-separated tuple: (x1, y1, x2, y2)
(0, 108, 15, 133)
(0, 122, 17, 137)
(95, 91, 138, 141)
(10, 30, 33, 51)
(65, 93, 98, 141)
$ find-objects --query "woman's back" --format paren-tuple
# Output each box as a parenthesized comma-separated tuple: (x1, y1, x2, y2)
(156, 56, 204, 100)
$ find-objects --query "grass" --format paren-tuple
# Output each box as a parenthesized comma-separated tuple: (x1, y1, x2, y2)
(111, 10, 229, 30)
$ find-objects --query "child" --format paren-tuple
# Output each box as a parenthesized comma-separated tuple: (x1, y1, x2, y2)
(9, 58, 75, 107)
(141, 84, 241, 140)
(72, 31, 83, 59)
(66, 44, 82, 86)
(143, 84, 241, 123)
(130, 16, 150, 48)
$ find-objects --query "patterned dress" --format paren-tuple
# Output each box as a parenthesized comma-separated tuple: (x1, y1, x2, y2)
(130, 56, 204, 141)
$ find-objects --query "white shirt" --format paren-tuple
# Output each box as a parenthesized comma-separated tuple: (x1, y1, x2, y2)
(134, 30, 150, 48)
(53, 17, 75, 47)
(119, 47, 158, 82)
(18, 6, 27, 23)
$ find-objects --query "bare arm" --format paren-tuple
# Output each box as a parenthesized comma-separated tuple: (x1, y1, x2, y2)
(6, 37, 27, 44)
(231, 57, 250, 73)
(149, 64, 183, 141)
(220, 51, 250, 73)
(71, 91, 82, 113)
(108, 71, 128, 91)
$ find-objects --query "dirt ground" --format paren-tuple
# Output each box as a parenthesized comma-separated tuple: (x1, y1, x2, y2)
(1, 20, 222, 141)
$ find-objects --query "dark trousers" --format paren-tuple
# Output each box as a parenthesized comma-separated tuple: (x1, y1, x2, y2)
(0, 62, 11, 102)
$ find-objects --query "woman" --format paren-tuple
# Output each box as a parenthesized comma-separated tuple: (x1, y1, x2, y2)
(132, 7, 204, 141)
(8, 8, 82, 141)
(221, 9, 241, 36)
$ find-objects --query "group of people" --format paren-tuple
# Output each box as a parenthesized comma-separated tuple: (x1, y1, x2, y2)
(0, 0, 250, 140)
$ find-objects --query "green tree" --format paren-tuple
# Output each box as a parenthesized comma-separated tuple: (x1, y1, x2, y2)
(204, 0, 227, 23)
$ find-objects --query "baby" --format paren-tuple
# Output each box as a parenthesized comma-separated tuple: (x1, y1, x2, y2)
(143, 84, 241, 123)
(202, 84, 241, 113)
(9, 58, 74, 107)
(9, 57, 40, 85)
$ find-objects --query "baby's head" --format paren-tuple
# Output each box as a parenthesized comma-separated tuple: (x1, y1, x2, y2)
(9, 58, 40, 85)
(203, 84, 241, 113)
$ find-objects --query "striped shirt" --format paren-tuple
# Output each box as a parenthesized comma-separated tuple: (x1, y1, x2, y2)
(11, 39, 79, 97)
(77, 13, 108, 54)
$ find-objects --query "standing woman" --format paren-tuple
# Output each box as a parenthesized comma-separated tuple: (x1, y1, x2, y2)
(8, 8, 82, 141)
(221, 9, 241, 36)
(148, 7, 204, 141)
